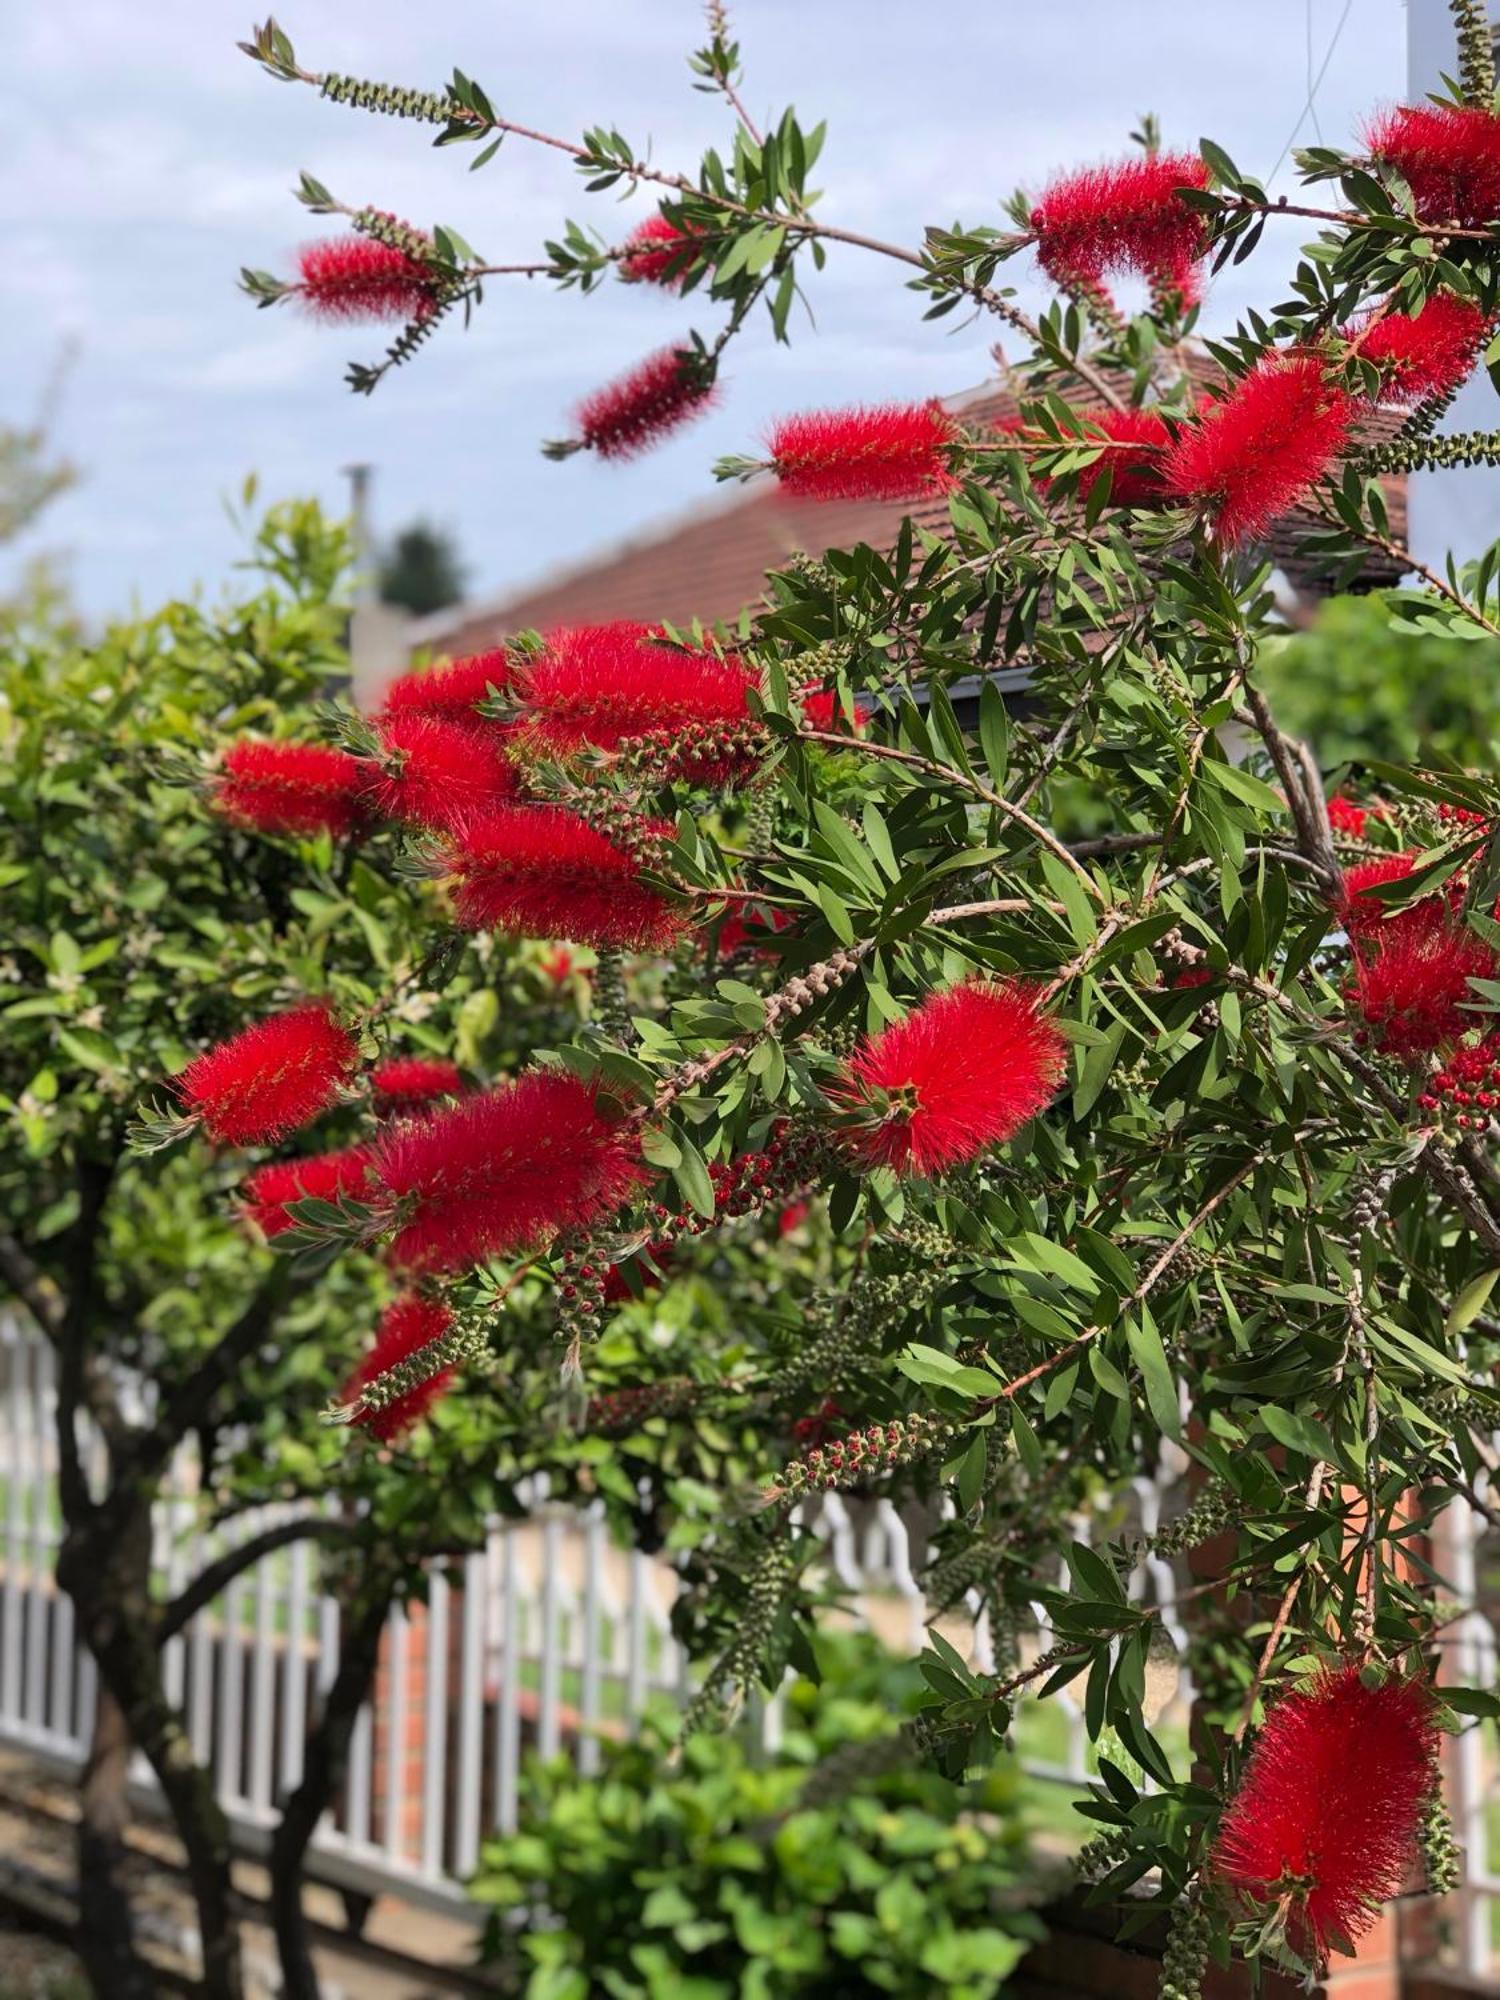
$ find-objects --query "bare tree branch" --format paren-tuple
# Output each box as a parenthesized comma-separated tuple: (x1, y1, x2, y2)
(157, 1517, 363, 1643)
(0, 1228, 64, 1334)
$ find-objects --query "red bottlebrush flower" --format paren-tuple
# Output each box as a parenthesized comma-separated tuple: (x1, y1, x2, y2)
(293, 235, 444, 325)
(382, 651, 514, 724)
(799, 687, 871, 733)
(601, 1241, 674, 1304)
(1213, 1663, 1439, 1961)
(1172, 967, 1214, 991)
(1347, 915, 1493, 1059)
(1352, 293, 1490, 405)
(573, 346, 716, 460)
(778, 1198, 810, 1236)
(372, 1071, 647, 1275)
(1367, 103, 1500, 228)
(765, 402, 962, 503)
(1336, 854, 1453, 943)
(447, 805, 686, 952)
(370, 1056, 464, 1116)
(343, 1295, 457, 1442)
(176, 1004, 360, 1146)
(1029, 153, 1211, 303)
(367, 713, 518, 833)
(213, 740, 368, 839)
(540, 944, 582, 986)
(1073, 405, 1176, 505)
(1328, 795, 1369, 840)
(1439, 801, 1491, 829)
(832, 980, 1067, 1177)
(241, 1144, 373, 1239)
(518, 623, 758, 762)
(1161, 356, 1354, 544)
(793, 1397, 843, 1449)
(618, 213, 695, 287)
(717, 901, 792, 959)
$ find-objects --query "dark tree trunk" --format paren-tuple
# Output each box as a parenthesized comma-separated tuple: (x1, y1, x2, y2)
(269, 1563, 399, 2000)
(75, 1682, 157, 2000)
(60, 1509, 246, 2000)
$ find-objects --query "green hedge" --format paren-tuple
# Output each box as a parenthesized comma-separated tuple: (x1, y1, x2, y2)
(473, 1638, 1048, 2000)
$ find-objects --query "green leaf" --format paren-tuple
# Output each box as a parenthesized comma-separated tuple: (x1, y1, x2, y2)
(978, 678, 1009, 786)
(1446, 1268, 1500, 1335)
(894, 1343, 997, 1399)
(671, 1134, 715, 1219)
(640, 1127, 682, 1169)
(1011, 1232, 1101, 1295)
(953, 1432, 986, 1512)
(1441, 1687, 1500, 1718)
(1073, 1020, 1127, 1117)
(1204, 759, 1283, 813)
(1258, 1405, 1335, 1463)
(1010, 1401, 1043, 1475)
(1126, 1314, 1181, 1441)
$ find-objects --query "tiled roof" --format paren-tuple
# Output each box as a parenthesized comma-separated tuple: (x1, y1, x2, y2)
(416, 370, 1409, 656)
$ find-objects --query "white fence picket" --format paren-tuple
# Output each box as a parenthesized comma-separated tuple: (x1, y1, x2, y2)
(4, 1310, 1491, 1974)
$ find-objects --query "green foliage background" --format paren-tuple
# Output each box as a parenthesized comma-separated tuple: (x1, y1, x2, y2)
(474, 1635, 1046, 2000)
(1260, 592, 1500, 771)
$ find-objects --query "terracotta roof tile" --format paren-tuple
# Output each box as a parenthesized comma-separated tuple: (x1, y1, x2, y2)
(418, 366, 1408, 657)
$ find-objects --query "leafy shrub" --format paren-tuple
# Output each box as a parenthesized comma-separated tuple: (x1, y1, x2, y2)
(473, 1639, 1046, 2000)
(1258, 592, 1500, 770)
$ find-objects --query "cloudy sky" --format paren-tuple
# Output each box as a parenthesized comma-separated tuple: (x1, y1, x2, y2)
(8, 1, 1415, 622)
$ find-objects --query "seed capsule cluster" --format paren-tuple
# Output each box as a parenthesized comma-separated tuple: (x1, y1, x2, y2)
(1074, 1826, 1134, 1881)
(334, 1317, 486, 1422)
(1351, 1162, 1402, 1235)
(320, 72, 452, 121)
(1159, 1889, 1212, 2000)
(554, 1249, 610, 1356)
(1418, 1790, 1462, 1896)
(561, 790, 678, 873)
(682, 1536, 798, 1734)
(615, 718, 770, 786)
(353, 206, 440, 265)
(591, 947, 633, 1041)
(647, 1126, 829, 1240)
(776, 1411, 956, 1497)
(1142, 1480, 1236, 1561)
(763, 949, 866, 1033)
(775, 1264, 942, 1395)
(585, 1377, 706, 1434)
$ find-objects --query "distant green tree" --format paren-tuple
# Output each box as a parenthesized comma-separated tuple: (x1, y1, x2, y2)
(377, 517, 466, 615)
(1259, 593, 1500, 771)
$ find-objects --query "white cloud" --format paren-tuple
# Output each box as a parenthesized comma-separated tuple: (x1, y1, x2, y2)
(6, 0, 1409, 620)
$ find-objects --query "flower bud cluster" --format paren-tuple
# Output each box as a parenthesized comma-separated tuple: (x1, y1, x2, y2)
(774, 1411, 957, 1498)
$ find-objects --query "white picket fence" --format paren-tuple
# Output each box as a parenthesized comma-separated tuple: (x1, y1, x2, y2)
(2, 1310, 1496, 1977)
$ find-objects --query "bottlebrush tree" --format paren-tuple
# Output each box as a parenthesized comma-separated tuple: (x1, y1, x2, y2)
(161, 0, 1500, 1989)
(0, 498, 801, 2000)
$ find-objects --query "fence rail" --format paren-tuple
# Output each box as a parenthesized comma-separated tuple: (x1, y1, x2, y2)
(1, 1314, 1496, 1977)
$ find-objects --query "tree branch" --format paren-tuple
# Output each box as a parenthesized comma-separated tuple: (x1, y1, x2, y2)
(0, 1229, 64, 1335)
(1243, 683, 1340, 895)
(798, 727, 1106, 902)
(55, 1152, 121, 1522)
(156, 1517, 364, 1644)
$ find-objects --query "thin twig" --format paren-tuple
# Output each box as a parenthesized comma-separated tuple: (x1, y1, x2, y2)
(279, 48, 1130, 411)
(797, 728, 1105, 902)
(974, 1150, 1267, 1409)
